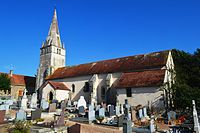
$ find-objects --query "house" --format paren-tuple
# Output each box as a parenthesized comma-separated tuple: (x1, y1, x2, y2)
(0, 70, 36, 99)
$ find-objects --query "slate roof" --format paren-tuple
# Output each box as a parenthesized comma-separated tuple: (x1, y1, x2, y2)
(114, 69, 166, 88)
(47, 50, 170, 80)
(48, 81, 70, 91)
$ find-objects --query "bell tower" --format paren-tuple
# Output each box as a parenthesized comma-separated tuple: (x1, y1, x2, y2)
(36, 8, 66, 89)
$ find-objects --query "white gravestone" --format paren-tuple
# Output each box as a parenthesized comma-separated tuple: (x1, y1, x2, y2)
(99, 108, 105, 117)
(21, 89, 28, 110)
(143, 107, 147, 117)
(30, 93, 37, 109)
(192, 100, 200, 133)
(41, 99, 49, 110)
(77, 96, 87, 109)
(16, 109, 26, 121)
(88, 105, 95, 122)
(139, 109, 143, 119)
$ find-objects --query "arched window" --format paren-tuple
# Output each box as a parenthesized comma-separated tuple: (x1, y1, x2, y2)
(72, 84, 75, 93)
(83, 82, 90, 92)
(101, 86, 106, 97)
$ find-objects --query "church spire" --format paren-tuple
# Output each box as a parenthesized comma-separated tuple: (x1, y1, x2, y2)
(44, 8, 63, 48)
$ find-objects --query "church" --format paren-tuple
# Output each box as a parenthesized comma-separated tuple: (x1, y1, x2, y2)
(36, 9, 174, 109)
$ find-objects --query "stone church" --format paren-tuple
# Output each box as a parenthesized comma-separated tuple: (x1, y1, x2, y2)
(37, 9, 174, 108)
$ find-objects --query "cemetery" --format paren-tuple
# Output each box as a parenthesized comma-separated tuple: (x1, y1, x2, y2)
(0, 87, 199, 133)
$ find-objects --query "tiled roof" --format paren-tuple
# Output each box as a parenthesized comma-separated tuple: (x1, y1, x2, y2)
(9, 74, 36, 87)
(48, 81, 70, 91)
(114, 69, 165, 88)
(0, 73, 36, 87)
(47, 50, 170, 79)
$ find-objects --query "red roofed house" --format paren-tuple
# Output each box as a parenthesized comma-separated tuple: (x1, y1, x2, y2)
(1, 70, 36, 99)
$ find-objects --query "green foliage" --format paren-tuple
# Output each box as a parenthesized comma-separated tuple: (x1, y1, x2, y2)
(0, 73, 11, 93)
(172, 49, 200, 109)
(9, 121, 32, 133)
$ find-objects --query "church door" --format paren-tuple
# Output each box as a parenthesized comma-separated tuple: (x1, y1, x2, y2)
(49, 91, 53, 101)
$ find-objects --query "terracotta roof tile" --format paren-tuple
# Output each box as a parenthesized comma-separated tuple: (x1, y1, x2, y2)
(0, 73, 36, 87)
(114, 69, 165, 88)
(47, 50, 169, 79)
(9, 74, 36, 87)
(48, 81, 70, 91)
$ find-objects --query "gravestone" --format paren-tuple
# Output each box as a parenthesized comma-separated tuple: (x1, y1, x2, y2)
(30, 93, 37, 109)
(138, 109, 143, 119)
(0, 110, 6, 124)
(109, 105, 115, 116)
(21, 89, 28, 110)
(49, 103, 56, 112)
(61, 100, 67, 110)
(143, 107, 147, 117)
(88, 105, 95, 123)
(131, 107, 137, 121)
(123, 119, 132, 133)
(99, 108, 105, 117)
(167, 111, 176, 121)
(192, 100, 200, 133)
(77, 96, 87, 109)
(107, 104, 111, 112)
(117, 114, 124, 127)
(31, 109, 41, 120)
(67, 99, 72, 107)
(115, 105, 120, 116)
(54, 109, 65, 127)
(120, 104, 124, 114)
(74, 101, 78, 108)
(16, 109, 26, 121)
(41, 99, 49, 110)
(96, 105, 101, 111)
(150, 118, 155, 133)
(0, 104, 10, 112)
(78, 106, 85, 116)
(124, 99, 131, 120)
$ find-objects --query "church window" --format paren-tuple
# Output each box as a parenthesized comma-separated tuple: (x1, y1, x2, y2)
(72, 84, 75, 93)
(83, 82, 90, 92)
(126, 88, 132, 97)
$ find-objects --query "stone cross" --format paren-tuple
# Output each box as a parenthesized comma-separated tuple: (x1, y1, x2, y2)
(192, 100, 200, 133)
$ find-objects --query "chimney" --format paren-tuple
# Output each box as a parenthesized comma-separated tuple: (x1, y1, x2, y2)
(9, 70, 13, 77)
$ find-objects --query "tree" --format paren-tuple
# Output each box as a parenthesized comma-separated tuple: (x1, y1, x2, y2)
(171, 49, 200, 110)
(0, 73, 11, 93)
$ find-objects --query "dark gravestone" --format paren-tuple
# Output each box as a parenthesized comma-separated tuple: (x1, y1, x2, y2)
(54, 109, 65, 127)
(124, 99, 131, 120)
(0, 110, 5, 124)
(79, 106, 85, 116)
(31, 109, 41, 120)
(117, 114, 124, 127)
(49, 103, 56, 112)
(109, 105, 115, 116)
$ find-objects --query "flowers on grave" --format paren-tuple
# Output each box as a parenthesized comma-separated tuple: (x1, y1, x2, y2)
(36, 118, 44, 123)
(96, 116, 104, 123)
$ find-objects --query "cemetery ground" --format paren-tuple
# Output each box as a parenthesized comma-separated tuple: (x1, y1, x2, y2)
(0, 90, 198, 133)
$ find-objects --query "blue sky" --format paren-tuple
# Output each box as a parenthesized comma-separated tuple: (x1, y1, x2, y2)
(0, 0, 200, 76)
